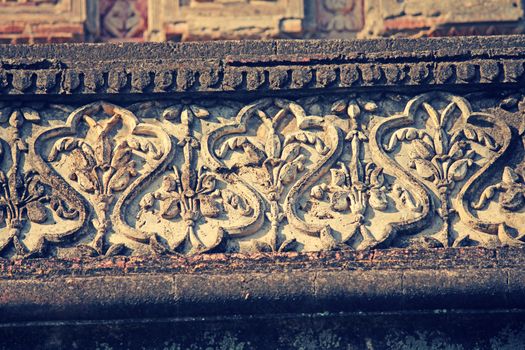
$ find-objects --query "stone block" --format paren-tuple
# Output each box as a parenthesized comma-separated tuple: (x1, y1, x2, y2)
(155, 0, 305, 41)
(378, 0, 525, 36)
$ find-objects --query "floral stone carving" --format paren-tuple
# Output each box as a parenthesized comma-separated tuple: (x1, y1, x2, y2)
(0, 91, 522, 259)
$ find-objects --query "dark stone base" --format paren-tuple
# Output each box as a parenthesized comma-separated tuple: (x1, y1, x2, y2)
(1, 311, 524, 349)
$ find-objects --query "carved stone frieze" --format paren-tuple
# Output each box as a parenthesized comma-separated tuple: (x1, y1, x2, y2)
(0, 89, 522, 259)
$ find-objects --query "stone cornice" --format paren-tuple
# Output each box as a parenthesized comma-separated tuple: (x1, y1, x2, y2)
(1, 36, 525, 95)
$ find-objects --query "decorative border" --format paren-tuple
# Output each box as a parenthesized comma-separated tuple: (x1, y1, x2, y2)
(0, 37, 525, 325)
(1, 36, 525, 95)
(0, 59, 521, 95)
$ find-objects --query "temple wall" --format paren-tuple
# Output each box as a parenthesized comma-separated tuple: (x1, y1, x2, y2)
(0, 36, 524, 348)
(0, 0, 524, 43)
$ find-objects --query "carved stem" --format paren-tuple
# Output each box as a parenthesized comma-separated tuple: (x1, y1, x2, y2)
(92, 194, 112, 252)
(349, 132, 362, 185)
(268, 199, 280, 251)
(187, 221, 205, 252)
(437, 187, 451, 247)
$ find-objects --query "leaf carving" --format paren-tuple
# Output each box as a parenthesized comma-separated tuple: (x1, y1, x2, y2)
(447, 159, 472, 182)
(385, 128, 429, 152)
(265, 132, 281, 159)
(411, 158, 436, 180)
(160, 197, 181, 220)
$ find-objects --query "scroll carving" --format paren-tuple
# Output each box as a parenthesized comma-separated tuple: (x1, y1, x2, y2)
(371, 92, 511, 247)
(0, 91, 523, 259)
(203, 98, 330, 252)
(133, 101, 258, 255)
(39, 102, 166, 257)
(0, 103, 82, 258)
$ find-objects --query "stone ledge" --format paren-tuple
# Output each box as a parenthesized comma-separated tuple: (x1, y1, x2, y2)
(0, 247, 522, 279)
(1, 36, 525, 94)
(0, 258, 523, 322)
(0, 247, 523, 322)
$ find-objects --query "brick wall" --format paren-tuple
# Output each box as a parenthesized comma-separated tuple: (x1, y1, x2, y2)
(0, 0, 86, 44)
(0, 0, 523, 43)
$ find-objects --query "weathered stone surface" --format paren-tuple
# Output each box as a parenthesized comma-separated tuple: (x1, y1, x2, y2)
(381, 0, 523, 22)
(0, 36, 524, 348)
(0, 90, 521, 258)
(375, 0, 525, 37)
(1, 38, 525, 258)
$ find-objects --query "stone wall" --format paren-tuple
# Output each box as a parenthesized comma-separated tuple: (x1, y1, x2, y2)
(0, 31, 524, 349)
(0, 0, 524, 43)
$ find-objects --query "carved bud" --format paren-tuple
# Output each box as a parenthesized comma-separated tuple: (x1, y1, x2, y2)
(281, 144, 301, 163)
(369, 188, 388, 211)
(139, 193, 155, 211)
(347, 103, 361, 120)
(9, 109, 23, 129)
(279, 163, 298, 185)
(363, 102, 378, 112)
(28, 179, 45, 198)
(75, 171, 97, 193)
(26, 201, 48, 224)
(501, 187, 525, 212)
(411, 140, 435, 160)
(111, 144, 132, 168)
(310, 185, 325, 200)
(160, 198, 181, 220)
(189, 105, 210, 119)
(330, 191, 349, 212)
(330, 168, 347, 188)
(447, 142, 465, 160)
(20, 108, 41, 123)
(410, 159, 436, 180)
(200, 174, 217, 194)
(331, 99, 347, 113)
(433, 128, 449, 156)
(109, 165, 137, 192)
(265, 131, 282, 159)
(199, 196, 221, 218)
(502, 166, 520, 185)
(447, 159, 472, 182)
(162, 105, 182, 121)
(369, 167, 385, 189)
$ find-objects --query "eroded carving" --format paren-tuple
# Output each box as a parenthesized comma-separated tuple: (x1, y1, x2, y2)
(318, 0, 364, 34)
(42, 102, 165, 257)
(371, 92, 510, 247)
(135, 102, 255, 255)
(0, 91, 522, 259)
(203, 99, 329, 252)
(101, 0, 146, 40)
(0, 103, 81, 258)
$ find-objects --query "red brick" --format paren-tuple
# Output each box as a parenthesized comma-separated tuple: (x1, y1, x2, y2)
(0, 22, 26, 34)
(383, 16, 446, 31)
(31, 23, 84, 35)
